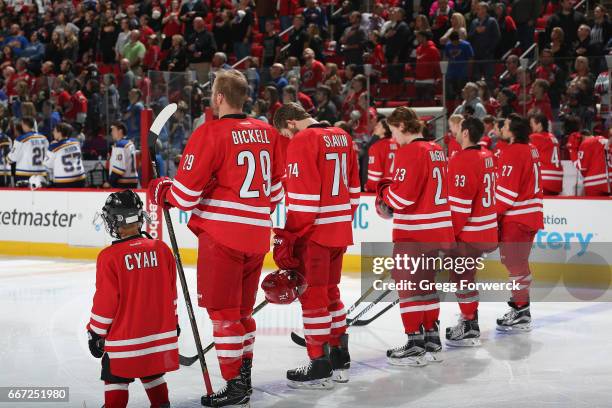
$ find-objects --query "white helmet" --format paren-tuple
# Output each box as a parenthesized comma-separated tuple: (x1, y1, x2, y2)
(28, 175, 47, 190)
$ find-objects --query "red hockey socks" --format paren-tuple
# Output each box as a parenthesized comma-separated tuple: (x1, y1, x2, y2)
(209, 308, 245, 380)
(327, 285, 346, 347)
(142, 376, 169, 408)
(399, 300, 440, 333)
(300, 285, 331, 359)
(104, 382, 129, 408)
(241, 315, 256, 359)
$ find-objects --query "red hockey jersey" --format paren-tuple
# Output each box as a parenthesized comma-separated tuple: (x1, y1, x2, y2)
(529, 131, 562, 194)
(447, 146, 498, 243)
(380, 138, 455, 243)
(284, 124, 361, 247)
(366, 138, 398, 192)
(166, 114, 285, 254)
(492, 138, 508, 166)
(300, 60, 325, 91)
(87, 236, 179, 379)
(495, 142, 544, 231)
(446, 135, 462, 159)
(576, 136, 611, 196)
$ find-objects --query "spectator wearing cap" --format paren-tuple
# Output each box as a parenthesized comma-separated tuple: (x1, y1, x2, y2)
(546, 0, 586, 48)
(415, 30, 441, 101)
(511, 0, 542, 50)
(187, 17, 217, 83)
(468, 2, 500, 88)
(340, 11, 367, 66)
(314, 85, 339, 124)
(453, 82, 487, 119)
(444, 31, 474, 100)
(269, 63, 288, 94)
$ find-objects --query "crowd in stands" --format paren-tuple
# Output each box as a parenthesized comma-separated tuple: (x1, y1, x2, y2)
(0, 0, 609, 194)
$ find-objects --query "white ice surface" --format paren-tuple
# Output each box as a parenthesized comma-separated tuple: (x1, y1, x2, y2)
(0, 257, 611, 408)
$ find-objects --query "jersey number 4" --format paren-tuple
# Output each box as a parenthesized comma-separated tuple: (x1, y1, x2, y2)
(238, 150, 271, 198)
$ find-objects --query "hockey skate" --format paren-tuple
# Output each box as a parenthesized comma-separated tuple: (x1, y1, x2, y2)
(287, 344, 334, 390)
(446, 314, 482, 347)
(240, 358, 253, 395)
(423, 321, 444, 362)
(496, 302, 532, 332)
(329, 334, 350, 383)
(386, 332, 427, 367)
(201, 376, 250, 408)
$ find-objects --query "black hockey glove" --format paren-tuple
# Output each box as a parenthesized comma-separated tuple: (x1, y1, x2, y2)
(88, 330, 105, 358)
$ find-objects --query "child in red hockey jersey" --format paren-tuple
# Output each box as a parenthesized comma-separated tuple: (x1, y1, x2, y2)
(86, 190, 179, 408)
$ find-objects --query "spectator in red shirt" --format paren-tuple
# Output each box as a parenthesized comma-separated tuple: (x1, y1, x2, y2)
(139, 15, 156, 42)
(143, 35, 161, 71)
(283, 84, 315, 115)
(509, 67, 533, 115)
(535, 48, 566, 113)
(528, 79, 553, 121)
(300, 48, 325, 96)
(342, 73, 366, 121)
(477, 80, 500, 116)
(162, 1, 184, 49)
(415, 30, 441, 101)
(66, 80, 88, 126)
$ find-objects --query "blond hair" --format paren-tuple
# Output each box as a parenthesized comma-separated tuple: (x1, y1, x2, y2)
(212, 69, 249, 109)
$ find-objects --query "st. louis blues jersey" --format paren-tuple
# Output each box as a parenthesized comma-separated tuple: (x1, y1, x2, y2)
(109, 138, 138, 187)
(44, 138, 86, 184)
(8, 131, 49, 178)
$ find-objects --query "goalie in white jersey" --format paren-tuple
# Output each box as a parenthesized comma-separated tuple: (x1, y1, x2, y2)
(44, 123, 86, 188)
(103, 122, 139, 189)
(7, 117, 49, 186)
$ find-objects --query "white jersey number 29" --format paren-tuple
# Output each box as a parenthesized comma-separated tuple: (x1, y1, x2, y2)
(238, 150, 271, 198)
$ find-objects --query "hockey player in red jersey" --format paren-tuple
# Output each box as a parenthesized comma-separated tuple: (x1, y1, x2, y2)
(445, 117, 498, 347)
(495, 114, 544, 331)
(272, 102, 360, 389)
(87, 190, 178, 408)
(149, 70, 285, 406)
(365, 118, 397, 192)
(376, 107, 455, 366)
(446, 114, 464, 159)
(529, 112, 563, 195)
(576, 129, 611, 196)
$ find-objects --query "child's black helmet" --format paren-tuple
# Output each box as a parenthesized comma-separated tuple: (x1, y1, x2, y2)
(101, 190, 147, 239)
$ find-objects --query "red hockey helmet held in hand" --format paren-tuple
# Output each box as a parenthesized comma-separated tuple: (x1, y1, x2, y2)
(261, 270, 307, 305)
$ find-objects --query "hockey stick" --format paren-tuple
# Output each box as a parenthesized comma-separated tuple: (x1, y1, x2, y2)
(148, 103, 213, 396)
(290, 272, 391, 347)
(179, 299, 270, 367)
(350, 298, 399, 327)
